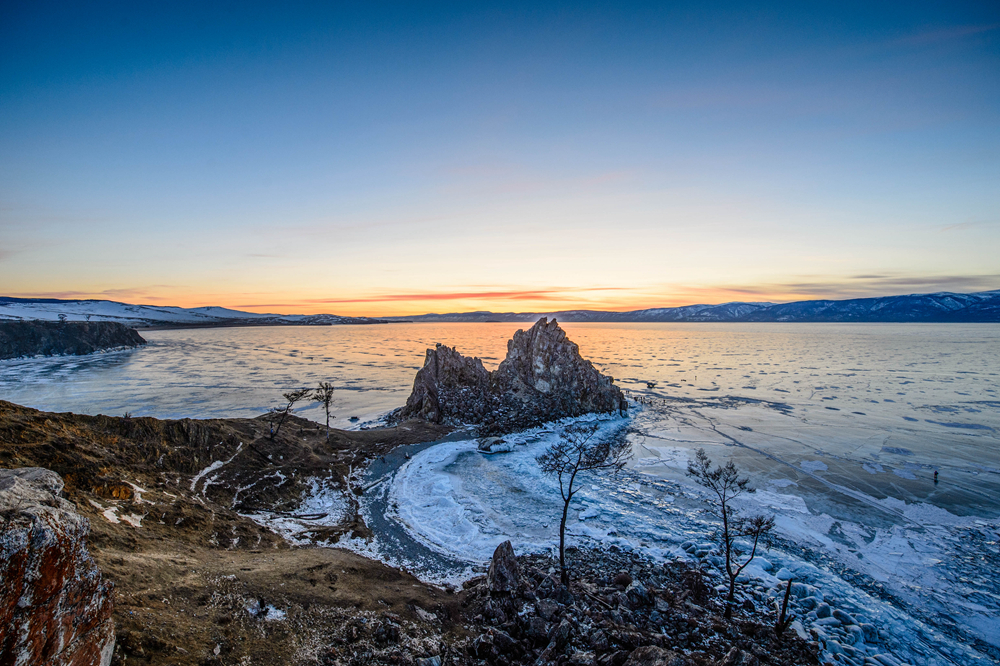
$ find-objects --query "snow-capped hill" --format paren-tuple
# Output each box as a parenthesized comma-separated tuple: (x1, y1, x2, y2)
(742, 290, 1000, 322)
(0, 298, 386, 327)
(624, 302, 772, 321)
(158, 306, 274, 319)
(381, 291, 1000, 323)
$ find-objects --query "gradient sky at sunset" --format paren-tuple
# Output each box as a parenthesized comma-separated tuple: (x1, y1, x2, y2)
(2, 2, 999, 316)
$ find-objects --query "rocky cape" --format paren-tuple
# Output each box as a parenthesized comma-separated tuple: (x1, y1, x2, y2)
(0, 321, 147, 360)
(398, 318, 626, 434)
(461, 542, 821, 666)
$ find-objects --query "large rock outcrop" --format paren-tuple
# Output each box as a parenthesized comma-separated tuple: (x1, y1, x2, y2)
(401, 318, 626, 433)
(0, 321, 146, 360)
(0, 468, 115, 666)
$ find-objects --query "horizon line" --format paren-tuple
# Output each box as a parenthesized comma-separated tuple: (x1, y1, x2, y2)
(3, 286, 999, 319)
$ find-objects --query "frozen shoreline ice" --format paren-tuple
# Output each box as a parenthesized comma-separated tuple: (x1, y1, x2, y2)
(361, 407, 997, 666)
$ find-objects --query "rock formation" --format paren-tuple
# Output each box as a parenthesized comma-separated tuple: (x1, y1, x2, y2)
(0, 467, 115, 666)
(400, 318, 626, 433)
(487, 541, 520, 596)
(402, 342, 492, 425)
(0, 321, 146, 360)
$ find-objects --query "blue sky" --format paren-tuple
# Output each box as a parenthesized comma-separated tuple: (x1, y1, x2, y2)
(2, 1, 998, 315)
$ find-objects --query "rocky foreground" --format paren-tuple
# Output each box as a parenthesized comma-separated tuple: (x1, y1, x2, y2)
(0, 398, 825, 666)
(458, 541, 820, 666)
(0, 399, 456, 665)
(398, 318, 626, 434)
(0, 320, 147, 360)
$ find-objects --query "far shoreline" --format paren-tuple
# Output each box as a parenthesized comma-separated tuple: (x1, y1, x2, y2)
(136, 319, 409, 331)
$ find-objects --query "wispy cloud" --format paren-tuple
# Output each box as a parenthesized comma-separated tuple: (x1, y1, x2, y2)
(702, 274, 1000, 302)
(7, 286, 183, 302)
(304, 287, 629, 305)
(938, 220, 998, 232)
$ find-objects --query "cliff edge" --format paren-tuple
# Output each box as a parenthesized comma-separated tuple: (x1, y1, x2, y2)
(0, 321, 146, 360)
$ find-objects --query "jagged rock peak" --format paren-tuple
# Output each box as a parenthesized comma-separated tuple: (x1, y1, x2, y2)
(402, 343, 490, 425)
(487, 540, 520, 596)
(399, 318, 626, 433)
(0, 467, 115, 666)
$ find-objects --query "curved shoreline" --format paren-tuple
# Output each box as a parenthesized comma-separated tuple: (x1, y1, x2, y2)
(353, 428, 479, 583)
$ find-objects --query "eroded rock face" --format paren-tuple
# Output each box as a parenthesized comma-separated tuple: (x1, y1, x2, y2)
(0, 467, 115, 666)
(400, 319, 626, 433)
(402, 343, 491, 425)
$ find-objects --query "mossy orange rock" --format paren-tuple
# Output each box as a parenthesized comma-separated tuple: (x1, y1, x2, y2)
(0, 468, 115, 666)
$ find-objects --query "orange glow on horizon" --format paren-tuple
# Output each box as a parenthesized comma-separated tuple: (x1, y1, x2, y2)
(5, 283, 948, 318)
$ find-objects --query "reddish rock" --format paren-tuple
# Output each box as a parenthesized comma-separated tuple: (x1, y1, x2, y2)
(0, 467, 114, 666)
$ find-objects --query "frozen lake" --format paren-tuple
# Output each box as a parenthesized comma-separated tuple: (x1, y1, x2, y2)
(2, 322, 998, 665)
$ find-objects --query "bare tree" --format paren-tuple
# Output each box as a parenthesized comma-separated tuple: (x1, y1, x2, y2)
(268, 388, 312, 441)
(313, 382, 335, 441)
(687, 448, 775, 618)
(536, 423, 631, 587)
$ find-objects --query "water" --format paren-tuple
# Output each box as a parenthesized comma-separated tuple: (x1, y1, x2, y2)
(3, 322, 999, 665)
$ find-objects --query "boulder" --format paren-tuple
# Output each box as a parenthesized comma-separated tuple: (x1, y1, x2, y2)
(0, 467, 115, 666)
(399, 319, 626, 434)
(487, 540, 520, 595)
(716, 647, 759, 666)
(548, 618, 573, 650)
(626, 581, 654, 608)
(536, 597, 561, 620)
(625, 646, 691, 666)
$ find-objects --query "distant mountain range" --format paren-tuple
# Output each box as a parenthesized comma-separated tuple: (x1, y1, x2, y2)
(382, 290, 1000, 323)
(2, 290, 999, 327)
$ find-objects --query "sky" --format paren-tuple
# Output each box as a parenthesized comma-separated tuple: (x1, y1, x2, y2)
(1, 1, 998, 316)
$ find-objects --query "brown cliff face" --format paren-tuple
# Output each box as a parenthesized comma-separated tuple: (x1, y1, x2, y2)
(400, 319, 626, 433)
(0, 468, 115, 666)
